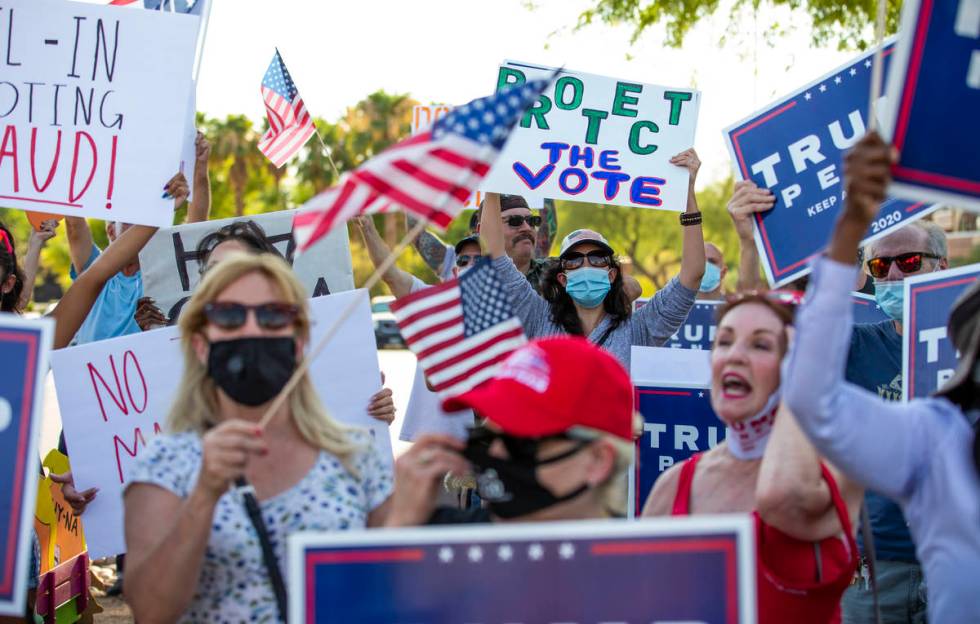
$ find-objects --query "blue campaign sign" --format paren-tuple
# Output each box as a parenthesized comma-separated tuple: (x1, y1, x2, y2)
(665, 300, 721, 349)
(902, 263, 980, 401)
(884, 0, 980, 211)
(289, 518, 756, 624)
(0, 315, 53, 616)
(852, 292, 891, 325)
(724, 42, 938, 287)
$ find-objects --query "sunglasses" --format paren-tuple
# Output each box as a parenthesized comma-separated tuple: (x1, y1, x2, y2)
(203, 302, 299, 330)
(456, 254, 483, 268)
(465, 426, 590, 463)
(866, 252, 940, 279)
(560, 250, 612, 271)
(502, 215, 542, 228)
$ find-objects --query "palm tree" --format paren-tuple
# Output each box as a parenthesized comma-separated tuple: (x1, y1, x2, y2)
(208, 115, 261, 217)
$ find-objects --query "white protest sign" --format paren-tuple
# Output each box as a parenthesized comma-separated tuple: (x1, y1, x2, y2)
(139, 209, 355, 322)
(50, 289, 390, 558)
(482, 62, 700, 212)
(0, 0, 198, 226)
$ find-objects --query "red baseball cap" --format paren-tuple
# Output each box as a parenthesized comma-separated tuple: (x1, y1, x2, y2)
(443, 336, 633, 440)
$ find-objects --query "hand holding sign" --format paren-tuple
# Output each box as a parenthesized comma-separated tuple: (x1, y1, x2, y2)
(197, 420, 268, 501)
(842, 132, 896, 227)
(727, 180, 776, 242)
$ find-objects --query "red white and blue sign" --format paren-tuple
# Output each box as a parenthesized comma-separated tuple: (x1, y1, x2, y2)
(0, 315, 53, 616)
(852, 292, 891, 325)
(724, 41, 938, 287)
(288, 517, 756, 624)
(902, 263, 980, 401)
(884, 0, 980, 211)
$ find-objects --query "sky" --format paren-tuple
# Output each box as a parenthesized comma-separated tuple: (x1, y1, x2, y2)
(188, 0, 862, 187)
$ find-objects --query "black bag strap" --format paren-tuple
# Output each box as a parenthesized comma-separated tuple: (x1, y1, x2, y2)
(236, 477, 289, 622)
(593, 321, 617, 348)
(859, 503, 882, 624)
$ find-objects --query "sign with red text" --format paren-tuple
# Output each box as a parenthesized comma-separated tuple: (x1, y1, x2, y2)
(482, 62, 700, 212)
(50, 289, 390, 558)
(411, 105, 483, 211)
(0, 0, 198, 226)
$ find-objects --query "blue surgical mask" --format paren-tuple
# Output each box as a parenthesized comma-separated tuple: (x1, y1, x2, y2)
(565, 267, 611, 309)
(874, 280, 905, 321)
(700, 262, 722, 293)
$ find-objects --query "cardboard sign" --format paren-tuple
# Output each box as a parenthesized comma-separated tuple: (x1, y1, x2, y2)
(288, 517, 757, 624)
(902, 263, 980, 401)
(0, 314, 53, 616)
(0, 0, 198, 227)
(34, 450, 86, 576)
(483, 61, 700, 212)
(50, 289, 391, 559)
(412, 105, 482, 210)
(139, 209, 355, 323)
(724, 41, 939, 287)
(884, 0, 980, 210)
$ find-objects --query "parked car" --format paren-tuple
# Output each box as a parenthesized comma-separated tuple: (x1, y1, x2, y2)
(371, 296, 405, 349)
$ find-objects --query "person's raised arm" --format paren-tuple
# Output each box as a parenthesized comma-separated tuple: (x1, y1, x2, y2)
(18, 219, 57, 310)
(186, 132, 211, 224)
(480, 192, 506, 260)
(354, 216, 416, 299)
(727, 180, 773, 292)
(672, 149, 706, 291)
(63, 216, 95, 276)
(407, 215, 452, 277)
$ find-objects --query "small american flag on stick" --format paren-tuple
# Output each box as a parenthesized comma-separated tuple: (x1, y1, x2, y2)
(292, 77, 554, 253)
(390, 258, 527, 399)
(258, 50, 316, 168)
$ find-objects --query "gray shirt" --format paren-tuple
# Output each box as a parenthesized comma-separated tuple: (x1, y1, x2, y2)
(784, 257, 980, 624)
(492, 256, 696, 368)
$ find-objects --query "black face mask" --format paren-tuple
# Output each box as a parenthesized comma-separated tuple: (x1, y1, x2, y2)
(462, 429, 591, 519)
(207, 337, 297, 407)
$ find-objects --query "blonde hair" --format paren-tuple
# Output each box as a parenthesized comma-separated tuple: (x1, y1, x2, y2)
(167, 252, 357, 468)
(572, 413, 642, 517)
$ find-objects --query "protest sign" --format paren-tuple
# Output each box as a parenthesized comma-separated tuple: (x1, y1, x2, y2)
(0, 314, 53, 616)
(631, 346, 723, 514)
(50, 289, 389, 558)
(411, 104, 482, 210)
(724, 41, 939, 287)
(902, 263, 980, 401)
(289, 516, 756, 624)
(482, 61, 700, 212)
(883, 0, 980, 211)
(33, 450, 86, 576)
(852, 292, 890, 325)
(0, 0, 198, 227)
(139, 209, 354, 323)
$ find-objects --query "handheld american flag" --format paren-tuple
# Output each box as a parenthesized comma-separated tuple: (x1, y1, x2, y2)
(292, 77, 554, 253)
(258, 50, 316, 168)
(390, 258, 527, 399)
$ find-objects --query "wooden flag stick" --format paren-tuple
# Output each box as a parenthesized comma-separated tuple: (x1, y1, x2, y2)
(312, 128, 343, 182)
(868, 0, 889, 131)
(258, 217, 428, 428)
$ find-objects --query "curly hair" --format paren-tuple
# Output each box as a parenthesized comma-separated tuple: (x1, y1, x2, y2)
(540, 257, 631, 336)
(0, 222, 25, 314)
(195, 220, 280, 275)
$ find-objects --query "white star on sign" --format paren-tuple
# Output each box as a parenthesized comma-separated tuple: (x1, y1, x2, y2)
(497, 545, 514, 561)
(438, 547, 454, 563)
(804, 92, 812, 101)
(559, 543, 576, 559)
(819, 84, 827, 92)
(865, 59, 872, 68)
(849, 68, 857, 76)
(698, 392, 705, 398)
(467, 546, 483, 562)
(528, 543, 544, 561)
(834, 76, 842, 85)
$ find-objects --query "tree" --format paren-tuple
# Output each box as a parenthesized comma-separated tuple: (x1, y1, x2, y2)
(572, 0, 902, 50)
(207, 115, 263, 217)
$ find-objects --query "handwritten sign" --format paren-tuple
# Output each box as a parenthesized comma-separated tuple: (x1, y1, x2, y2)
(139, 209, 355, 323)
(724, 41, 939, 287)
(902, 263, 980, 401)
(0, 314, 53, 616)
(0, 0, 198, 226)
(482, 61, 700, 212)
(288, 517, 757, 624)
(50, 289, 390, 559)
(884, 0, 980, 211)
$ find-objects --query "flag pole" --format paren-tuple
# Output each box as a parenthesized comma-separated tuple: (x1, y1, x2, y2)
(192, 0, 213, 84)
(258, 217, 429, 427)
(868, 0, 888, 132)
(312, 127, 343, 182)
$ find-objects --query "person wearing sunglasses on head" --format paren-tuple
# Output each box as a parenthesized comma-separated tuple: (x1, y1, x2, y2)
(783, 132, 980, 624)
(123, 252, 392, 623)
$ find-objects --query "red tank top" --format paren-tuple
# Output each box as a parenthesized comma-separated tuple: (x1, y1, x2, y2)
(671, 453, 857, 624)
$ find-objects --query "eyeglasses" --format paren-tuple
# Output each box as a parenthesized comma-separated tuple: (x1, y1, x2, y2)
(203, 302, 299, 330)
(502, 215, 542, 228)
(866, 252, 940, 279)
(465, 426, 590, 463)
(560, 250, 612, 271)
(456, 254, 483, 268)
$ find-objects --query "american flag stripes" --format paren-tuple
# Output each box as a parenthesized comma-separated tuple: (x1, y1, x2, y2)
(292, 78, 553, 253)
(258, 50, 316, 168)
(390, 258, 526, 399)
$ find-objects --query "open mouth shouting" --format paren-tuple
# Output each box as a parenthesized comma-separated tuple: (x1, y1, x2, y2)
(721, 372, 753, 400)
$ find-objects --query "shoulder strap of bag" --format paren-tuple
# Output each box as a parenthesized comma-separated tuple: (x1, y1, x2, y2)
(236, 477, 289, 622)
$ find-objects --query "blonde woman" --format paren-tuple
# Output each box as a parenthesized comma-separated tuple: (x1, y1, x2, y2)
(123, 253, 392, 623)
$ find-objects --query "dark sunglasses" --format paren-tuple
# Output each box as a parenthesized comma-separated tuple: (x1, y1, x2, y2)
(502, 214, 542, 228)
(866, 252, 940, 279)
(203, 302, 299, 330)
(456, 254, 483, 268)
(560, 250, 612, 271)
(465, 426, 589, 463)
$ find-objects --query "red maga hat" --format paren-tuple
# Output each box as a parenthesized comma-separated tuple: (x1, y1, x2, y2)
(443, 336, 633, 440)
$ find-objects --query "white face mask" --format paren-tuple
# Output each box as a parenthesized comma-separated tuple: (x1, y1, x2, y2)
(726, 392, 780, 460)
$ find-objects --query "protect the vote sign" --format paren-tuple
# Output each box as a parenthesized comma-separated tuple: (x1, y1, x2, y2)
(289, 518, 757, 624)
(902, 263, 980, 401)
(0, 0, 199, 227)
(724, 41, 938, 287)
(483, 61, 700, 212)
(884, 0, 980, 211)
(0, 315, 52, 616)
